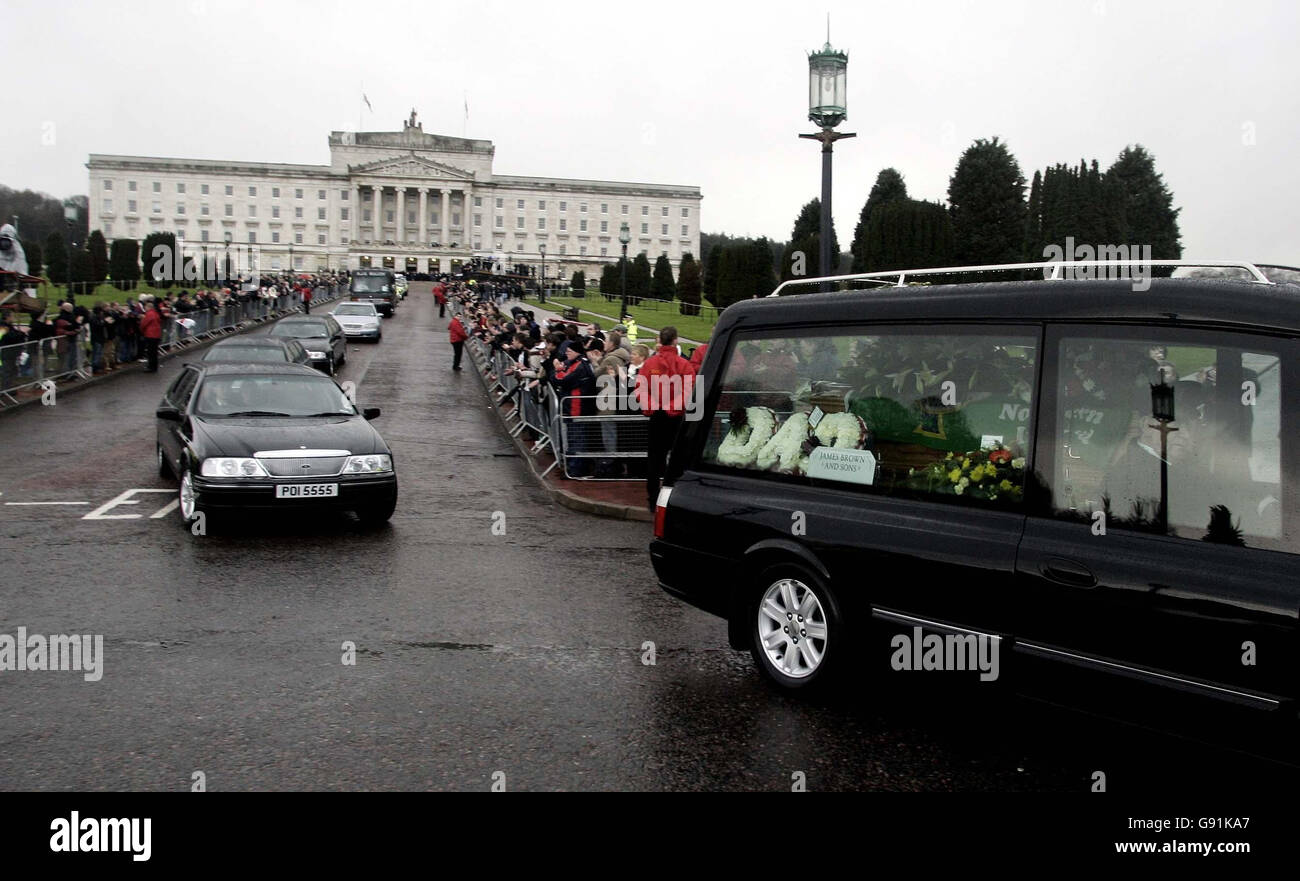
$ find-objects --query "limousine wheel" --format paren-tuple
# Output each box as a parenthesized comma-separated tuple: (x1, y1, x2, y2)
(751, 566, 839, 689)
(157, 443, 172, 479)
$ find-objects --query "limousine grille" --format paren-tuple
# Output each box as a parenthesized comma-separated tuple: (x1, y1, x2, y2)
(254, 450, 350, 477)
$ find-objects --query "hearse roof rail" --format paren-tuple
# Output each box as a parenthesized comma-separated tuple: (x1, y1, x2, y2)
(768, 259, 1278, 296)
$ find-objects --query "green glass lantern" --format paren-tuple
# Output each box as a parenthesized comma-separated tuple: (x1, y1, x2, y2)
(808, 42, 848, 129)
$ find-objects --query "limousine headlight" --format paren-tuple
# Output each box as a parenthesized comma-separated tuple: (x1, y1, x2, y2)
(307, 350, 327, 359)
(343, 454, 392, 474)
(201, 457, 270, 477)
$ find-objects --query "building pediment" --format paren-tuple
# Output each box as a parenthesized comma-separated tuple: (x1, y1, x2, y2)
(349, 153, 474, 181)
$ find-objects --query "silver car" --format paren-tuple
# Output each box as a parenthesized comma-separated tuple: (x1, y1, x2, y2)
(332, 302, 383, 342)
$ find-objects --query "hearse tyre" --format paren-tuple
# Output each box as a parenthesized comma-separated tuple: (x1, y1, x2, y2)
(749, 563, 844, 690)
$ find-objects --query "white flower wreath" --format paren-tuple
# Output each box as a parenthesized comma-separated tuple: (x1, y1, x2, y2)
(717, 406, 777, 468)
(756, 412, 810, 473)
(794, 412, 870, 473)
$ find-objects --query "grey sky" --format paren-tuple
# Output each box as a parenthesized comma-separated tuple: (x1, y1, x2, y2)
(2, 0, 1296, 263)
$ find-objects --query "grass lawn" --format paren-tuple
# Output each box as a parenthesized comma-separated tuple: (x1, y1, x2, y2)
(542, 294, 719, 344)
(28, 282, 200, 310)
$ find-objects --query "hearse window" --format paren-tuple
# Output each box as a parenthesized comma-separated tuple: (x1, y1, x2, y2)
(703, 327, 1037, 504)
(1048, 333, 1285, 548)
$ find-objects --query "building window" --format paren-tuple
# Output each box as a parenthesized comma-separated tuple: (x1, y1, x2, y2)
(495, 216, 503, 229)
(516, 217, 524, 229)
(600, 220, 608, 233)
(272, 206, 280, 218)
(431, 212, 439, 226)
(199, 203, 208, 215)
(386, 211, 394, 224)
(174, 182, 184, 194)
(318, 233, 326, 244)
(496, 197, 503, 209)
(559, 201, 566, 211)
(295, 232, 303, 244)
(363, 191, 371, 203)
(559, 245, 566, 255)
(271, 231, 280, 243)
(295, 188, 303, 199)
(296, 207, 304, 219)
(452, 213, 461, 227)
(474, 214, 482, 227)
(474, 196, 482, 207)
(248, 232, 257, 244)
(682, 225, 689, 237)
(225, 204, 233, 216)
(248, 205, 257, 217)
(128, 181, 137, 192)
(316, 189, 324, 200)
(682, 207, 690, 218)
(153, 201, 162, 214)
(341, 190, 349, 201)
(103, 198, 112, 212)
(537, 217, 546, 230)
(642, 205, 649, 216)
(128, 200, 137, 213)
(601, 203, 608, 214)
(272, 187, 280, 198)
(580, 246, 587, 256)
(538, 200, 546, 210)
(153, 182, 162, 193)
(176, 204, 185, 215)
(105, 223, 114, 237)
(341, 208, 349, 221)
(103, 180, 112, 190)
(621, 204, 628, 215)
(407, 211, 416, 225)
(320, 208, 328, 220)
(363, 210, 371, 222)
(200, 184, 208, 195)
(662, 224, 668, 235)
(559, 219, 567, 231)
(473, 239, 482, 250)
(225, 185, 233, 196)
(641, 223, 648, 235)
(600, 247, 608, 257)
(580, 203, 588, 213)
(200, 230, 209, 243)
(517, 199, 524, 209)
(249, 186, 257, 197)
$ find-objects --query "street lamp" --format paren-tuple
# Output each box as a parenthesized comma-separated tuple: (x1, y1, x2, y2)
(63, 204, 77, 298)
(289, 242, 294, 275)
(618, 221, 631, 319)
(223, 230, 233, 283)
(799, 31, 855, 292)
(1150, 378, 1178, 536)
(538, 242, 546, 303)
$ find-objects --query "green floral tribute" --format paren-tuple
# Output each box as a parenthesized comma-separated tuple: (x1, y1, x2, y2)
(905, 447, 1027, 501)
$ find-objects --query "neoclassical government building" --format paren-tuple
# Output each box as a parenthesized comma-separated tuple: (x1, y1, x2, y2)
(87, 113, 702, 279)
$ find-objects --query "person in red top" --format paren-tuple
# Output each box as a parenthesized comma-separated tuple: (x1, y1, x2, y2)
(434, 284, 447, 318)
(635, 325, 697, 512)
(139, 298, 165, 373)
(301, 284, 313, 314)
(448, 313, 468, 371)
(688, 343, 708, 371)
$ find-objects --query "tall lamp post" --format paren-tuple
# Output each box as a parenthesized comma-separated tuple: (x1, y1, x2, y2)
(799, 34, 854, 293)
(63, 204, 77, 298)
(1150, 378, 1178, 536)
(223, 231, 233, 283)
(538, 242, 546, 303)
(618, 221, 631, 319)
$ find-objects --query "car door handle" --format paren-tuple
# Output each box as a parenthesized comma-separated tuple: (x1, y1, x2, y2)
(1040, 557, 1097, 588)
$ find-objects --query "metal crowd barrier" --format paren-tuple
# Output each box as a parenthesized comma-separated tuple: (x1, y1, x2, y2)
(0, 327, 90, 403)
(558, 394, 649, 480)
(0, 283, 346, 407)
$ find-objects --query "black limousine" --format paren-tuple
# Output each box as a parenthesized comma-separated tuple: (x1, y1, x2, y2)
(156, 363, 397, 529)
(652, 260, 1300, 718)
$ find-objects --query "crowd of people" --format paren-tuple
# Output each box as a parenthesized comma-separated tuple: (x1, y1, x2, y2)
(447, 283, 706, 509)
(0, 271, 344, 385)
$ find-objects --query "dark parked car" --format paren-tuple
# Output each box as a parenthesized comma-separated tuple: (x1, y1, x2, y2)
(267, 315, 347, 375)
(651, 261, 1300, 720)
(202, 336, 311, 366)
(155, 363, 397, 529)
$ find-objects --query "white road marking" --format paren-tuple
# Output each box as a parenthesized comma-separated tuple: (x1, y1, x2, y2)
(151, 499, 180, 518)
(5, 501, 90, 506)
(82, 488, 174, 520)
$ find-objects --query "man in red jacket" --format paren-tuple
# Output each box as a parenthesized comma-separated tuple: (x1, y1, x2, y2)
(139, 298, 165, 373)
(448, 313, 468, 371)
(434, 283, 447, 318)
(635, 326, 697, 512)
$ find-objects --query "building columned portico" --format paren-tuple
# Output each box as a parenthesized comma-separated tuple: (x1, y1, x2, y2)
(87, 113, 702, 281)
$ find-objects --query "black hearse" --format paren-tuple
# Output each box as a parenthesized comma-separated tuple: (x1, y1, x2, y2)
(651, 261, 1299, 717)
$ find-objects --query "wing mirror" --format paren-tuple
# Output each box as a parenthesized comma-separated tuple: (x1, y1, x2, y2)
(156, 405, 183, 421)
(363, 407, 381, 420)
